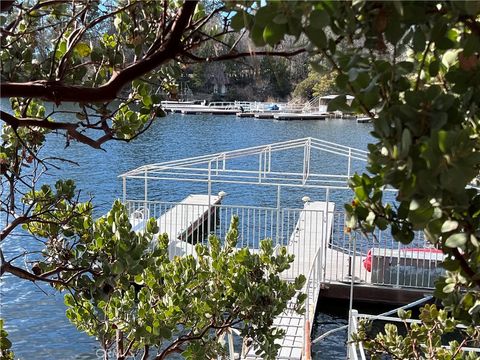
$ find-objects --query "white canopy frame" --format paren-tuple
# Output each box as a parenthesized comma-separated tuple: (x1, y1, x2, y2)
(120, 137, 369, 203)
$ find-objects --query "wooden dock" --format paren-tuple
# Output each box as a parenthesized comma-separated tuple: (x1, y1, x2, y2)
(254, 112, 277, 119)
(245, 201, 335, 359)
(242, 112, 330, 120)
(274, 113, 328, 121)
(236, 112, 255, 117)
(181, 108, 239, 115)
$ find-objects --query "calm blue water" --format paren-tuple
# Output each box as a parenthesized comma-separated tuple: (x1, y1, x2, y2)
(1, 108, 373, 359)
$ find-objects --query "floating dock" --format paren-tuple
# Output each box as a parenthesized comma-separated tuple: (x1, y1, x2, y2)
(130, 194, 222, 258)
(121, 137, 440, 358)
(236, 112, 255, 117)
(181, 108, 239, 115)
(237, 112, 344, 120)
(254, 112, 277, 119)
(274, 113, 328, 121)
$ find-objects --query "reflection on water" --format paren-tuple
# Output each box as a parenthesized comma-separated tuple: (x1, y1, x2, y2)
(1, 105, 373, 359)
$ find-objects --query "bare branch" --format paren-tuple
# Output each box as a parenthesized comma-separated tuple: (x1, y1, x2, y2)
(1, 1, 198, 103)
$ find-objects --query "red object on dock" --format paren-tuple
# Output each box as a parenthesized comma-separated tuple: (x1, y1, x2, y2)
(363, 248, 442, 272)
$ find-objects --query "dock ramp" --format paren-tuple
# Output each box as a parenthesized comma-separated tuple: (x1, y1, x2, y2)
(245, 201, 335, 359)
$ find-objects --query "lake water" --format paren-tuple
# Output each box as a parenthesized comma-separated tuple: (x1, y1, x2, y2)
(1, 110, 373, 359)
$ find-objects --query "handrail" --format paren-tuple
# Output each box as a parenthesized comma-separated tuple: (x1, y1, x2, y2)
(302, 216, 327, 358)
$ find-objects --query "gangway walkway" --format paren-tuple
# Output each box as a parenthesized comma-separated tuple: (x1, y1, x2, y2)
(244, 201, 335, 359)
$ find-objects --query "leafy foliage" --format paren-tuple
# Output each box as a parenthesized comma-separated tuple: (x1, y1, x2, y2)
(0, 319, 14, 360)
(354, 304, 480, 360)
(292, 68, 338, 101)
(55, 203, 305, 359)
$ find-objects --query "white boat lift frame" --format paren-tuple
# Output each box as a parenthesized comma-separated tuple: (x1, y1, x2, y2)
(120, 137, 368, 194)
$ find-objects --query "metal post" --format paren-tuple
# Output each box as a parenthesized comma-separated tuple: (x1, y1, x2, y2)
(276, 185, 281, 246)
(268, 146, 272, 173)
(263, 150, 267, 178)
(347, 309, 358, 360)
(304, 319, 311, 360)
(323, 187, 330, 279)
(227, 329, 235, 360)
(122, 176, 126, 203)
(396, 241, 401, 287)
(347, 148, 352, 179)
(258, 152, 262, 183)
(144, 170, 148, 219)
(207, 161, 212, 235)
(306, 138, 311, 181)
(347, 232, 357, 360)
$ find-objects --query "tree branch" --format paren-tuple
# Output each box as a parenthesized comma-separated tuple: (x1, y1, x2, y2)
(0, 1, 198, 103)
(452, 248, 480, 287)
(181, 48, 307, 63)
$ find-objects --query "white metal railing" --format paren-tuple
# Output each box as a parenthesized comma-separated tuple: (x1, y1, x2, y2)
(347, 310, 367, 360)
(302, 95, 320, 113)
(327, 228, 444, 290)
(348, 311, 480, 359)
(126, 199, 452, 358)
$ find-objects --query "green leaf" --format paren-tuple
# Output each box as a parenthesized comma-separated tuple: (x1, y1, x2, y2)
(408, 204, 434, 229)
(113, 15, 122, 29)
(64, 293, 75, 307)
(309, 10, 329, 29)
(263, 23, 285, 46)
(442, 49, 460, 68)
(441, 220, 459, 233)
(327, 95, 350, 112)
(384, 17, 403, 44)
(443, 283, 455, 293)
(304, 25, 327, 48)
(251, 24, 266, 47)
(272, 14, 288, 25)
(56, 40, 67, 59)
(231, 12, 247, 31)
(254, 6, 272, 27)
(445, 233, 468, 248)
(413, 29, 426, 52)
